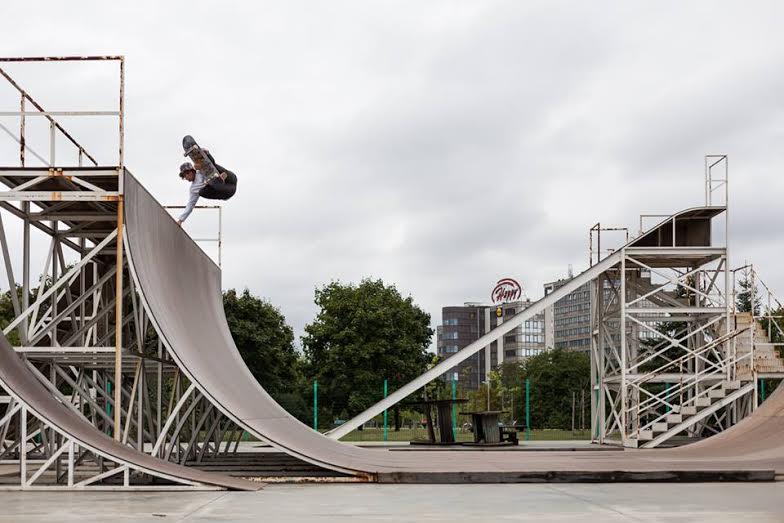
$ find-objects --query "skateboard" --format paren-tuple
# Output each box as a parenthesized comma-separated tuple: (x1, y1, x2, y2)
(182, 135, 221, 182)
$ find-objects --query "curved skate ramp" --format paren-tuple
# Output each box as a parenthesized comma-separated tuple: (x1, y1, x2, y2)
(123, 171, 784, 480)
(665, 385, 784, 461)
(0, 331, 259, 490)
(123, 173, 407, 475)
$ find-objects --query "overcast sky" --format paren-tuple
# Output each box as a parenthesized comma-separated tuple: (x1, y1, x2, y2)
(2, 1, 783, 349)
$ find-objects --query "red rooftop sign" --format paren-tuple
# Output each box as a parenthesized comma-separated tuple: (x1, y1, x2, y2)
(491, 278, 522, 304)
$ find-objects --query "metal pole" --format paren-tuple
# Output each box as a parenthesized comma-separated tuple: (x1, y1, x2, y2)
(383, 379, 388, 442)
(113, 199, 124, 440)
(525, 378, 530, 441)
(620, 252, 627, 442)
(49, 121, 55, 166)
(666, 382, 671, 413)
(218, 207, 222, 268)
(22, 202, 29, 338)
(451, 374, 457, 440)
(313, 380, 318, 431)
(119, 57, 125, 168)
(19, 94, 25, 166)
(571, 391, 575, 434)
(760, 378, 766, 403)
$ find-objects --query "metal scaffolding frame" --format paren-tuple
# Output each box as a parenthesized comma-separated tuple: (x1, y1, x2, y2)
(0, 56, 241, 489)
(591, 156, 784, 447)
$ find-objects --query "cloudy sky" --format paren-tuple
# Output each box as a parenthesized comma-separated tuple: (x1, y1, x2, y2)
(1, 1, 783, 349)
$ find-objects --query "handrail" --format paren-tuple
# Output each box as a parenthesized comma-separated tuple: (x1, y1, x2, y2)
(0, 56, 124, 168)
(628, 327, 750, 415)
(632, 324, 746, 389)
(0, 68, 98, 166)
(634, 352, 752, 434)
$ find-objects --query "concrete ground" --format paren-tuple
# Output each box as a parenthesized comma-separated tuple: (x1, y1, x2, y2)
(1, 483, 784, 522)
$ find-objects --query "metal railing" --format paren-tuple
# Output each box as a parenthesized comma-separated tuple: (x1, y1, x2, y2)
(163, 205, 223, 267)
(0, 56, 124, 168)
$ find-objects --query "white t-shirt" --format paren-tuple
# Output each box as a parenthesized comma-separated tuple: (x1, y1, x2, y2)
(178, 170, 207, 222)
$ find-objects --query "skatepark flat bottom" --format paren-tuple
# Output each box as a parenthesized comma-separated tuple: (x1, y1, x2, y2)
(363, 447, 775, 482)
(199, 446, 775, 483)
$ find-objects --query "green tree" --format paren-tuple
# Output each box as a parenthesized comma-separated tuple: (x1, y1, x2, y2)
(522, 348, 590, 429)
(223, 288, 303, 401)
(736, 268, 760, 315)
(0, 286, 35, 346)
(302, 278, 432, 426)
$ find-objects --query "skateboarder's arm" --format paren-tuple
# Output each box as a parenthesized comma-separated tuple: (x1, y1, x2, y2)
(177, 176, 204, 224)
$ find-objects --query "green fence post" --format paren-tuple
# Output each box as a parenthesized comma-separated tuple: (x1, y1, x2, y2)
(761, 378, 766, 403)
(525, 378, 531, 441)
(313, 380, 318, 431)
(665, 382, 671, 413)
(383, 379, 389, 442)
(451, 374, 457, 440)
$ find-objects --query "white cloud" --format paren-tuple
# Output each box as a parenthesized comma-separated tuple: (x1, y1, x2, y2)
(1, 0, 783, 350)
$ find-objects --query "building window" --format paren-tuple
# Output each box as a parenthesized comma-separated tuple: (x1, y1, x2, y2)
(443, 331, 459, 340)
(443, 318, 459, 326)
(444, 345, 459, 353)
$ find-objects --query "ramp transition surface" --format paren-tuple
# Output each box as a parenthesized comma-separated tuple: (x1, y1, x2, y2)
(123, 171, 784, 481)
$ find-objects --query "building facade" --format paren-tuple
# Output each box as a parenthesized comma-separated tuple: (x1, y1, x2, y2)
(543, 277, 592, 353)
(436, 300, 546, 390)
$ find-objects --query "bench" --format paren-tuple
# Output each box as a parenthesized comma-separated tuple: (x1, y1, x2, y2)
(500, 424, 526, 444)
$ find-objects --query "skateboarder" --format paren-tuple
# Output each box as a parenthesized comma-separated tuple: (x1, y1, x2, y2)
(176, 138, 237, 225)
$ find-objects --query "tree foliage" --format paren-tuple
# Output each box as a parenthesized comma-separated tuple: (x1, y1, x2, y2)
(522, 348, 590, 429)
(302, 278, 432, 424)
(464, 350, 590, 429)
(223, 289, 302, 397)
(736, 268, 760, 315)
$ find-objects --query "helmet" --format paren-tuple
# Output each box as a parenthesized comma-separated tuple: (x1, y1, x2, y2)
(179, 161, 196, 178)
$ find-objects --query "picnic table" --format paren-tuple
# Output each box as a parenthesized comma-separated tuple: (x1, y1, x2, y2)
(459, 410, 509, 444)
(404, 398, 468, 444)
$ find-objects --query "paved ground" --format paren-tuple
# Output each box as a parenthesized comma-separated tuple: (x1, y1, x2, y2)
(1, 482, 784, 522)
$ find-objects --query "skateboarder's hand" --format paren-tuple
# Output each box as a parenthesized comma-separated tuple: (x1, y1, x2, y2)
(176, 219, 183, 226)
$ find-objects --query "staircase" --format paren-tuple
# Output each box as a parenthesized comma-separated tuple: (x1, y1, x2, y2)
(625, 313, 777, 449)
(628, 379, 754, 448)
(734, 312, 784, 377)
(625, 313, 784, 448)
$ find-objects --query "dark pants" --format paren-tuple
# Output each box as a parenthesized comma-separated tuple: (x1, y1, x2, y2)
(199, 171, 237, 200)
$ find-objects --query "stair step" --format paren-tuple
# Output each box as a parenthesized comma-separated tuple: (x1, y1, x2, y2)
(723, 380, 741, 390)
(652, 422, 669, 433)
(666, 414, 682, 423)
(708, 389, 726, 399)
(680, 406, 697, 415)
(696, 397, 712, 407)
(637, 431, 653, 441)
